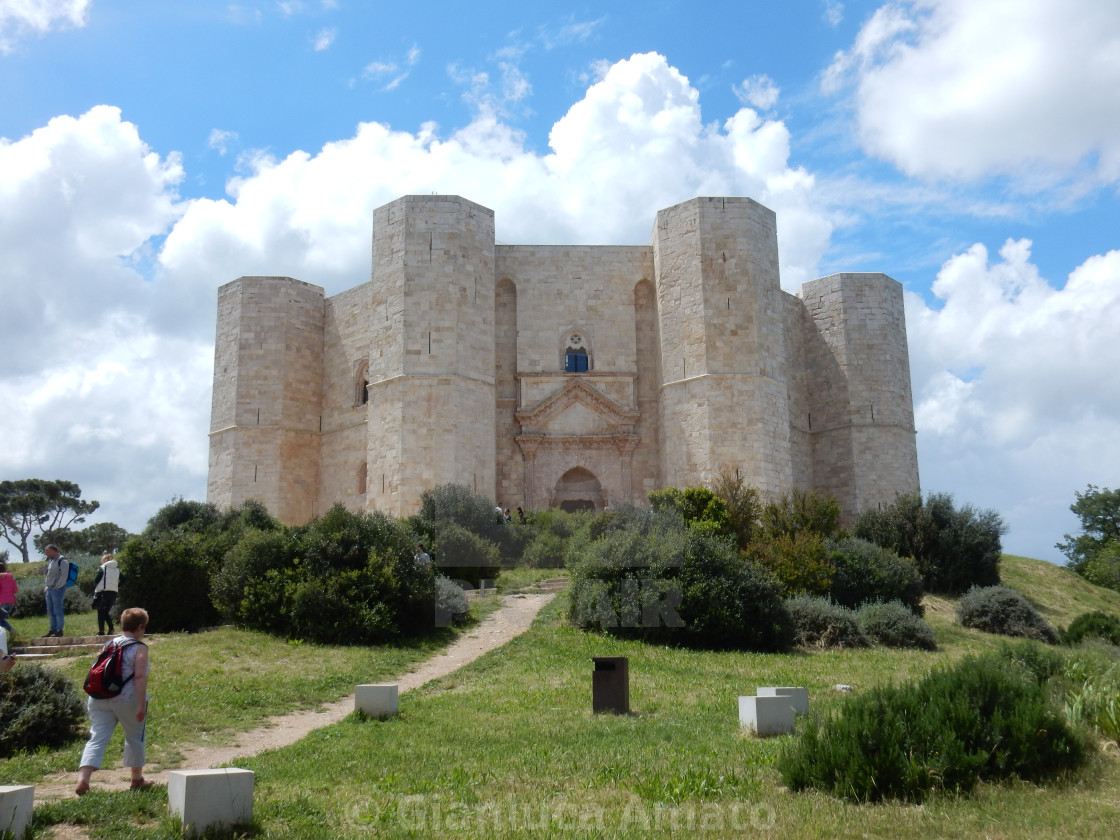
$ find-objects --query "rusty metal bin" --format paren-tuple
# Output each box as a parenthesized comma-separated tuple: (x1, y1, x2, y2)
(591, 656, 629, 714)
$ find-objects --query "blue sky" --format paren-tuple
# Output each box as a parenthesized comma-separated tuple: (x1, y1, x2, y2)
(1, 0, 1118, 563)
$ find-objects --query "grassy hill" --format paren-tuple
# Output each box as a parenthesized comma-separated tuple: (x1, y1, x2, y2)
(21, 554, 1120, 839)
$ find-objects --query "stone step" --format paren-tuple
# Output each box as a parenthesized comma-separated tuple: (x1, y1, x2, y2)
(11, 635, 113, 658)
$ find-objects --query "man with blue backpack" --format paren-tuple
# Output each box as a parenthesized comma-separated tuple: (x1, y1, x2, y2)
(43, 544, 69, 637)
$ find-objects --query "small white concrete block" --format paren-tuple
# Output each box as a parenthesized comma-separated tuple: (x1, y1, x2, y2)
(757, 686, 810, 716)
(0, 785, 34, 840)
(355, 683, 399, 717)
(739, 695, 796, 736)
(168, 769, 254, 837)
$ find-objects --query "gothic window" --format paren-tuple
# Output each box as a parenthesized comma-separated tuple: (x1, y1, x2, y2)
(564, 332, 590, 373)
(355, 360, 370, 406)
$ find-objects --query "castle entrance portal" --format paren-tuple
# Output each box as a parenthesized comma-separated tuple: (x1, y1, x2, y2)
(554, 467, 603, 512)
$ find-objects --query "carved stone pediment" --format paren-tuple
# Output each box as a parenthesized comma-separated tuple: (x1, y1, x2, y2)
(515, 379, 640, 436)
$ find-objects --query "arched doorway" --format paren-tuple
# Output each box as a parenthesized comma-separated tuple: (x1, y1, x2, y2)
(553, 467, 604, 512)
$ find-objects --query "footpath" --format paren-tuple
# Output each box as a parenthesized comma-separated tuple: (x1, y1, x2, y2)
(32, 591, 555, 802)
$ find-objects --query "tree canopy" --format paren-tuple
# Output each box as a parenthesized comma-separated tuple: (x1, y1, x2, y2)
(1056, 484, 1120, 575)
(0, 479, 100, 563)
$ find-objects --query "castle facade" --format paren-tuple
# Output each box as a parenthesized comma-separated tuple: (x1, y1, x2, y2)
(207, 194, 919, 524)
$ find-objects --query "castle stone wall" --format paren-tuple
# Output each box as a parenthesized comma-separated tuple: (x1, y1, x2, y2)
(207, 194, 920, 526)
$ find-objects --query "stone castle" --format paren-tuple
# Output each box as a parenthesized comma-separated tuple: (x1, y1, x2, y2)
(207, 194, 919, 524)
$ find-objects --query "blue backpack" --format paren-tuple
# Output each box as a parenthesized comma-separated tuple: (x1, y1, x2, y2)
(65, 560, 80, 588)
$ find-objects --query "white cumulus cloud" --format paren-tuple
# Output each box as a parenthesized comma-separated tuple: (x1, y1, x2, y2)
(826, 0, 1120, 185)
(907, 240, 1120, 560)
(0, 0, 88, 52)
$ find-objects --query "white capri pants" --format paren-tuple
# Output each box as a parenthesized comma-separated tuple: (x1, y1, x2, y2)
(79, 695, 147, 769)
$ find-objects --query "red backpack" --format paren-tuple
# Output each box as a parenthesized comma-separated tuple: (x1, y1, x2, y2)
(84, 639, 144, 699)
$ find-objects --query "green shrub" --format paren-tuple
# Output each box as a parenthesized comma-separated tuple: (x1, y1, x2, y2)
(1064, 611, 1120, 647)
(648, 486, 731, 536)
(785, 596, 868, 649)
(118, 533, 221, 633)
(827, 536, 924, 614)
(779, 654, 1087, 803)
(760, 489, 841, 540)
(956, 585, 1060, 644)
(211, 528, 296, 633)
(748, 532, 833, 597)
(416, 483, 514, 559)
(521, 530, 568, 569)
(992, 639, 1066, 685)
(854, 492, 1004, 595)
(567, 506, 792, 652)
(1081, 544, 1120, 591)
(857, 601, 937, 650)
(435, 575, 470, 624)
(432, 521, 502, 587)
(0, 663, 86, 757)
(711, 472, 763, 550)
(289, 505, 435, 642)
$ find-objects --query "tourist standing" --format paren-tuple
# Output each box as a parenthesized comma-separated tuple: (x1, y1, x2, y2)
(92, 554, 120, 636)
(75, 607, 152, 795)
(43, 545, 68, 637)
(0, 560, 17, 635)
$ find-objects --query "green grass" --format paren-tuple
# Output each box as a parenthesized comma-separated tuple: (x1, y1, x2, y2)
(1, 607, 491, 783)
(494, 566, 568, 593)
(13, 554, 1120, 839)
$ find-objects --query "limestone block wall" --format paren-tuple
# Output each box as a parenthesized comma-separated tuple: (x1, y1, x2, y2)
(319, 283, 373, 515)
(366, 196, 497, 517)
(206, 193, 920, 528)
(781, 293, 815, 490)
(654, 197, 793, 493)
(495, 244, 654, 508)
(800, 273, 919, 517)
(207, 276, 324, 523)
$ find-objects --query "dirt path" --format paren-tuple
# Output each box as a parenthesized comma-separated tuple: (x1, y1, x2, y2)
(34, 593, 554, 802)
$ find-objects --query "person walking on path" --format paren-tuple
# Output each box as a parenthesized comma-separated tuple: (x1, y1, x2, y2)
(75, 607, 153, 796)
(92, 553, 120, 636)
(43, 545, 68, 637)
(0, 560, 17, 636)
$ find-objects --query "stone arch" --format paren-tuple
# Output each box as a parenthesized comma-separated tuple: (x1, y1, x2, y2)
(355, 360, 370, 406)
(553, 467, 603, 512)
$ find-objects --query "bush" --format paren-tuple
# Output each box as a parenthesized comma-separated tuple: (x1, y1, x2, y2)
(118, 533, 221, 633)
(567, 506, 792, 652)
(1064, 611, 1120, 647)
(416, 483, 512, 558)
(784, 596, 868, 649)
(857, 601, 937, 650)
(521, 530, 568, 569)
(760, 490, 841, 540)
(0, 663, 86, 757)
(779, 653, 1087, 803)
(290, 505, 435, 642)
(748, 532, 833, 598)
(435, 575, 470, 624)
(854, 492, 1004, 595)
(210, 528, 296, 633)
(1081, 543, 1120, 591)
(648, 486, 731, 536)
(827, 537, 924, 614)
(956, 585, 1060, 644)
(432, 521, 502, 587)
